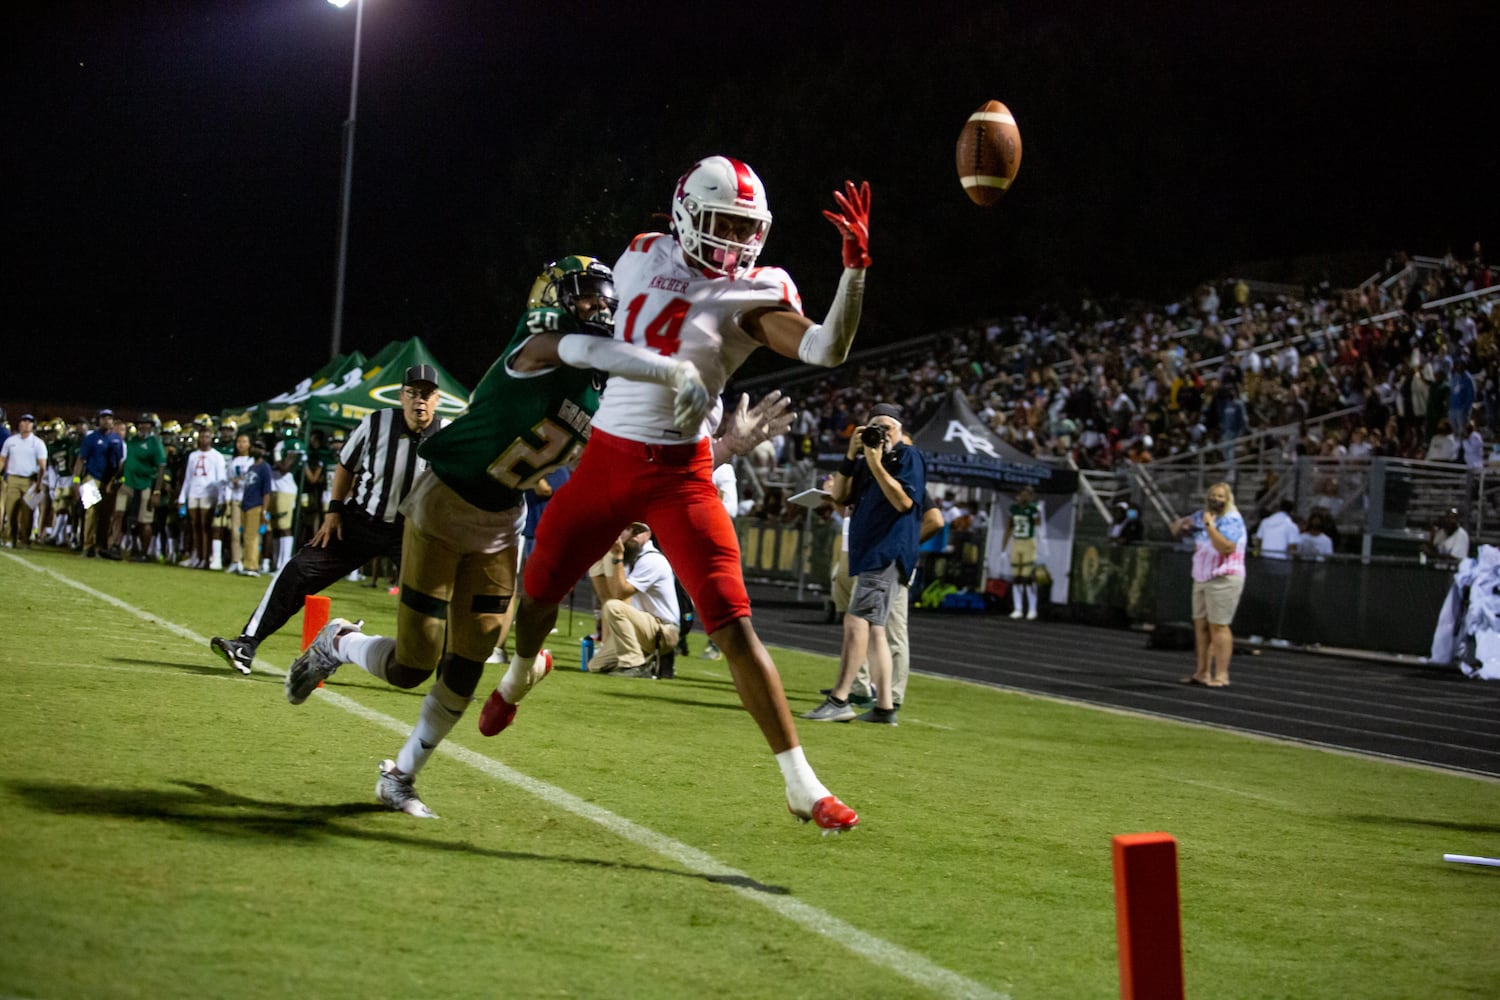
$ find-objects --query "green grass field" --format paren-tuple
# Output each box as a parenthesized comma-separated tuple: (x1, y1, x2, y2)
(2, 548, 1497, 999)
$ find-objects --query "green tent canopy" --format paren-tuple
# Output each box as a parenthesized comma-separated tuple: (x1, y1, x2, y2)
(222, 337, 469, 431)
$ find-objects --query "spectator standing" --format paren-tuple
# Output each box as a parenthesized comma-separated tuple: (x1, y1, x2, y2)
(0, 414, 47, 548)
(1172, 481, 1247, 688)
(1425, 419, 1461, 462)
(237, 445, 273, 579)
(1254, 499, 1300, 560)
(223, 432, 255, 574)
(1003, 485, 1045, 620)
(1448, 362, 1476, 436)
(110, 413, 167, 561)
(1297, 511, 1335, 560)
(804, 402, 926, 725)
(176, 428, 227, 569)
(209, 367, 445, 674)
(300, 429, 329, 545)
(267, 417, 305, 571)
(1462, 420, 1485, 473)
(73, 409, 124, 557)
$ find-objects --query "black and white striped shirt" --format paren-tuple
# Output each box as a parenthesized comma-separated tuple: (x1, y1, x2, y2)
(339, 408, 444, 523)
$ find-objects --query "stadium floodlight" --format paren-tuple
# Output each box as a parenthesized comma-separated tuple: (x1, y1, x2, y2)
(328, 0, 364, 360)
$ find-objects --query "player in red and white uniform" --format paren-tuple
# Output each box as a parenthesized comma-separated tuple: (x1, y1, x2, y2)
(481, 156, 873, 833)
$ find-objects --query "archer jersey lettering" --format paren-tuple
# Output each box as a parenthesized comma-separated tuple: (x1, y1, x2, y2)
(418, 308, 601, 513)
(1010, 501, 1041, 540)
(593, 233, 803, 445)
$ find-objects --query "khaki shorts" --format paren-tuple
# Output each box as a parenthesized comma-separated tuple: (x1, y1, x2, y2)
(116, 483, 155, 521)
(1010, 537, 1037, 577)
(187, 495, 215, 511)
(266, 491, 296, 531)
(395, 472, 525, 666)
(1192, 574, 1245, 626)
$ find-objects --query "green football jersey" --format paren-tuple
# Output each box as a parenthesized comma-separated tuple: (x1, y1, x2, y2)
(1009, 501, 1041, 540)
(420, 308, 601, 512)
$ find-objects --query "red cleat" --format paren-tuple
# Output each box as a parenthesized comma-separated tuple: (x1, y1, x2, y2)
(478, 690, 516, 736)
(788, 795, 859, 834)
(477, 651, 551, 737)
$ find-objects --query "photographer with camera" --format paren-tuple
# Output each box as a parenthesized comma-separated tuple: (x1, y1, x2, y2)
(1171, 481, 1247, 688)
(804, 403, 926, 725)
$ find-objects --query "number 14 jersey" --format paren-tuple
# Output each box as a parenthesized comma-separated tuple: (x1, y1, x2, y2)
(592, 233, 803, 446)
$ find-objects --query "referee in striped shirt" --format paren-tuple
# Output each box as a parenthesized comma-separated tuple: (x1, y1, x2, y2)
(210, 365, 445, 675)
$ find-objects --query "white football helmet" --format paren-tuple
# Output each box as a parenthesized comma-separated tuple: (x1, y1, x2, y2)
(670, 156, 772, 278)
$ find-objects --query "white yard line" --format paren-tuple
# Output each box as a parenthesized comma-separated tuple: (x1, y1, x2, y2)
(5, 553, 1006, 1000)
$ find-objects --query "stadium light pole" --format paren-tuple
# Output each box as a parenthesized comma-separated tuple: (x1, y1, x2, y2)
(328, 0, 364, 361)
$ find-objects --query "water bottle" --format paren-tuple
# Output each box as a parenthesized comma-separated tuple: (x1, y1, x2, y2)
(580, 636, 594, 672)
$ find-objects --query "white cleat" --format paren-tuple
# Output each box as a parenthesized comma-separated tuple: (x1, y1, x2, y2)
(376, 759, 437, 819)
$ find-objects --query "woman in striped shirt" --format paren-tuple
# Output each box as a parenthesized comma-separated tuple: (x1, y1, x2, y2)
(1172, 481, 1247, 687)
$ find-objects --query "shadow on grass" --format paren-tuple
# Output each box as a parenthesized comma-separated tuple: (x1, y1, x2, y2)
(7, 778, 789, 895)
(595, 689, 746, 713)
(1345, 813, 1500, 835)
(107, 656, 237, 677)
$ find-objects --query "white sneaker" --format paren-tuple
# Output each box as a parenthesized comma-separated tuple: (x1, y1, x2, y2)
(1010, 609, 1023, 620)
(209, 558, 223, 571)
(1026, 609, 1038, 620)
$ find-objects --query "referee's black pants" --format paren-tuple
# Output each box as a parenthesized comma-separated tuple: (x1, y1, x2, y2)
(241, 508, 403, 645)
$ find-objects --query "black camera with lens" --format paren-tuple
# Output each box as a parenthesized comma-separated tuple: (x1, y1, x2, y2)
(860, 424, 888, 449)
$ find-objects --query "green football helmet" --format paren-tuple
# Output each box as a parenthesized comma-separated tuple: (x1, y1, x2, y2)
(527, 255, 617, 335)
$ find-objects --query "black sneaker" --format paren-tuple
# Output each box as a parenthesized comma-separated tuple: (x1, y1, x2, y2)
(210, 636, 256, 676)
(855, 707, 899, 726)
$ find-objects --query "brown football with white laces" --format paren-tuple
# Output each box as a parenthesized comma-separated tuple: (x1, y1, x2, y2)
(956, 100, 1022, 206)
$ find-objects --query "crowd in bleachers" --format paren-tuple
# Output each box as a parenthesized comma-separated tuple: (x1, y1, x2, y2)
(730, 244, 1496, 516)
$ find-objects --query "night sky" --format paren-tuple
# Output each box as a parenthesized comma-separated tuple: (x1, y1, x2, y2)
(6, 0, 1497, 415)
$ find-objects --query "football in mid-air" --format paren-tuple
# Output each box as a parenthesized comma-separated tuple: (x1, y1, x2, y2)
(956, 100, 1022, 207)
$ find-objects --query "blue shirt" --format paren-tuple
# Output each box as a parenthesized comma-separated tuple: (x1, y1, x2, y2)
(523, 467, 571, 539)
(847, 444, 927, 578)
(1450, 370, 1475, 414)
(80, 430, 125, 480)
(240, 461, 273, 510)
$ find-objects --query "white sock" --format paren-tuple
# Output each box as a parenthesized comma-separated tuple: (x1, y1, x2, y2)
(211, 539, 222, 563)
(340, 633, 395, 681)
(1024, 583, 1037, 611)
(776, 746, 831, 807)
(277, 535, 294, 567)
(395, 679, 467, 777)
(498, 653, 545, 704)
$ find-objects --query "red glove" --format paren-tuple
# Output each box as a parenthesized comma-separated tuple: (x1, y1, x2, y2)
(822, 180, 872, 269)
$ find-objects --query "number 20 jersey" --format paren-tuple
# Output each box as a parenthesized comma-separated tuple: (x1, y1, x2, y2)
(418, 307, 601, 513)
(591, 233, 803, 446)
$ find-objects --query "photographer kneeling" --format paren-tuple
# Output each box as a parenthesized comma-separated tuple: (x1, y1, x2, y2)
(804, 403, 927, 725)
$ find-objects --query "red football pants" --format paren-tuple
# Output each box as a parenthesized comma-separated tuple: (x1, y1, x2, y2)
(523, 429, 750, 633)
